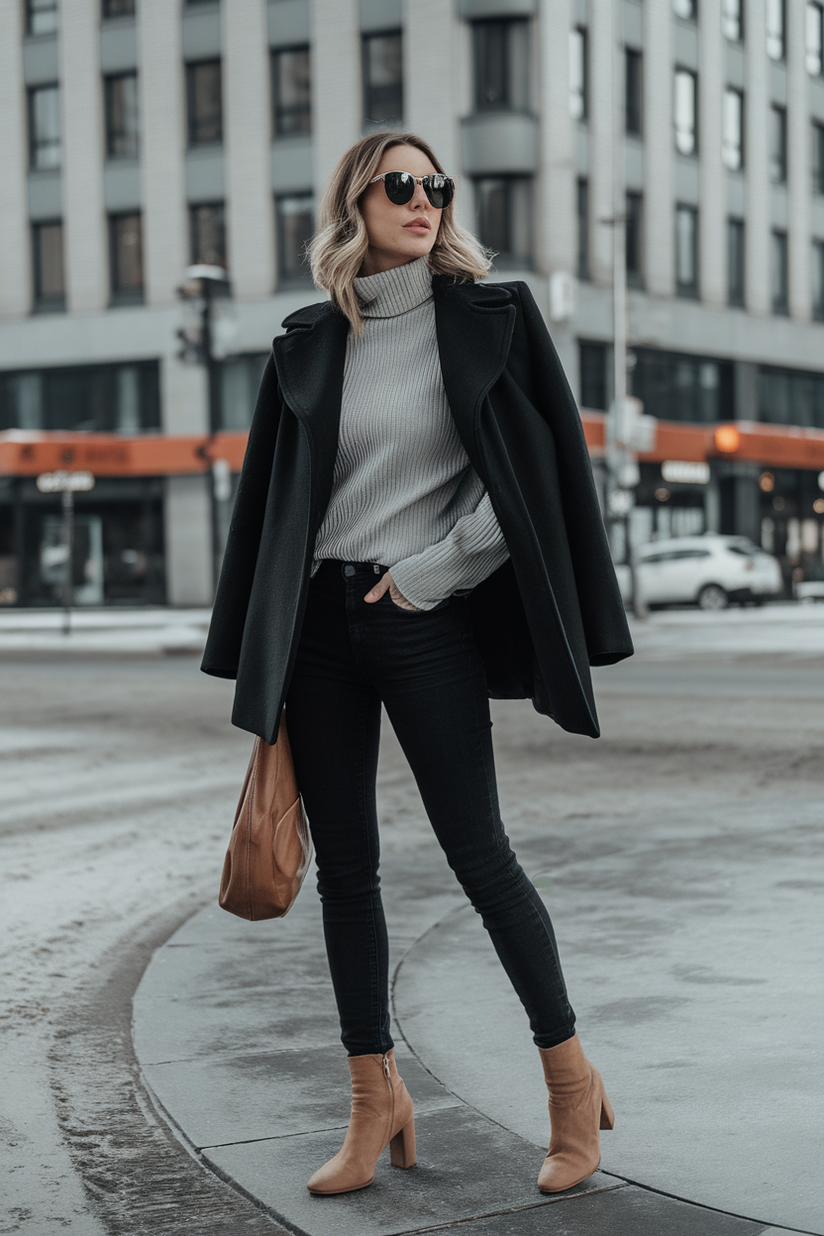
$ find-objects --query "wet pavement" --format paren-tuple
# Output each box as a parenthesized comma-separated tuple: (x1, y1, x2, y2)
(2, 622, 822, 1235)
(134, 685, 823, 1236)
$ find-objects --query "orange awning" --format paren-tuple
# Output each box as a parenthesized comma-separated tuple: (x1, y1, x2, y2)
(0, 430, 249, 478)
(3, 417, 824, 479)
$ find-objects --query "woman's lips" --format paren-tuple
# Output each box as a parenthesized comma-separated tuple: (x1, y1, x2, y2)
(404, 220, 430, 232)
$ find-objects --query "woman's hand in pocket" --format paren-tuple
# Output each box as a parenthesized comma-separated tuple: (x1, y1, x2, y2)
(363, 571, 421, 611)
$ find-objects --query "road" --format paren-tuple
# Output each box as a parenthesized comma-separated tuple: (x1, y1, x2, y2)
(1, 612, 822, 1234)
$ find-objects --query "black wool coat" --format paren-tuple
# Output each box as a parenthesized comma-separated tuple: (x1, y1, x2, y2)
(201, 275, 633, 741)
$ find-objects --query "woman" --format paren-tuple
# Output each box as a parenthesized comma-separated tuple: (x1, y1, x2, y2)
(202, 131, 632, 1198)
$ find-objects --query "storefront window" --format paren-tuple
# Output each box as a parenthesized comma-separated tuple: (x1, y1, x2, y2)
(0, 479, 166, 608)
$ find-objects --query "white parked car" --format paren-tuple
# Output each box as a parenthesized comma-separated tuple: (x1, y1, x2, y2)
(629, 535, 783, 610)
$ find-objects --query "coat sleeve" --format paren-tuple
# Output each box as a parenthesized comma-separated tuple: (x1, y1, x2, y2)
(513, 282, 633, 666)
(201, 350, 282, 679)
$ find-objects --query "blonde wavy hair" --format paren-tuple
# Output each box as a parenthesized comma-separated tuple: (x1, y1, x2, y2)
(308, 131, 492, 336)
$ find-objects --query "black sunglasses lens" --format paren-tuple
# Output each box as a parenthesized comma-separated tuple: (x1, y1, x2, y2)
(423, 175, 453, 209)
(383, 172, 415, 205)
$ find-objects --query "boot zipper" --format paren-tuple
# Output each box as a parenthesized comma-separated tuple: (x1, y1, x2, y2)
(381, 1053, 394, 1141)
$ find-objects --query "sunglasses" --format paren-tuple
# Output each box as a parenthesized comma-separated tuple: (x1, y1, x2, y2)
(369, 171, 455, 210)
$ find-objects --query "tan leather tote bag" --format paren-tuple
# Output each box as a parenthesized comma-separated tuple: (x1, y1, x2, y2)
(219, 710, 313, 920)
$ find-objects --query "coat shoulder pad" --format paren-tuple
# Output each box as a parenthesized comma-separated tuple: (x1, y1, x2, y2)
(279, 299, 336, 334)
(432, 274, 514, 309)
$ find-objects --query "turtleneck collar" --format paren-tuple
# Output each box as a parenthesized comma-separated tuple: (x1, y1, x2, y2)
(353, 256, 433, 319)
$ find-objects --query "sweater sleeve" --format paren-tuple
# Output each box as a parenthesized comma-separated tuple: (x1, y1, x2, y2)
(388, 489, 510, 610)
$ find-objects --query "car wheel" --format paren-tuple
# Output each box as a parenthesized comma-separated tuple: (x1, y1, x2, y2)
(697, 583, 729, 611)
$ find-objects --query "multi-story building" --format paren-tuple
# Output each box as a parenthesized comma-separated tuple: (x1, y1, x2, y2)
(2, 0, 824, 607)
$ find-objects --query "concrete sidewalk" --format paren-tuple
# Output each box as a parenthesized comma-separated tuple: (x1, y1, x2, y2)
(0, 607, 210, 654)
(132, 707, 822, 1236)
(2, 601, 824, 659)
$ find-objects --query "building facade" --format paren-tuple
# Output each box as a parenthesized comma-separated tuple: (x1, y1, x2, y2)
(2, 0, 824, 607)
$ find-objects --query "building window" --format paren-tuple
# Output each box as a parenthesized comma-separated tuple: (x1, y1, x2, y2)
(766, 0, 785, 59)
(190, 202, 227, 269)
(473, 19, 530, 113)
(632, 349, 734, 424)
(722, 88, 744, 170)
(32, 220, 64, 310)
(475, 177, 532, 267)
(625, 49, 642, 136)
(673, 0, 697, 20)
(104, 73, 139, 159)
(675, 204, 698, 296)
(218, 353, 270, 431)
(577, 178, 589, 280)
(0, 362, 160, 434)
(102, 0, 136, 16)
(109, 212, 143, 303)
(674, 69, 697, 155)
(757, 365, 824, 427)
(813, 239, 824, 320)
(276, 194, 314, 284)
(809, 3, 824, 74)
(26, 0, 58, 35)
(579, 341, 608, 411)
(362, 31, 403, 125)
(770, 104, 787, 184)
(28, 84, 61, 170)
(626, 192, 643, 287)
(186, 60, 222, 146)
(815, 122, 824, 192)
(271, 45, 311, 136)
(569, 27, 587, 121)
(727, 217, 745, 305)
(722, 0, 743, 41)
(771, 229, 788, 314)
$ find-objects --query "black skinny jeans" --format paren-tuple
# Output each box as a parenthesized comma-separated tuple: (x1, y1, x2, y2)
(285, 559, 576, 1056)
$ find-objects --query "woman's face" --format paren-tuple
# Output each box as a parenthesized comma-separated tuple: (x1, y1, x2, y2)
(358, 144, 444, 276)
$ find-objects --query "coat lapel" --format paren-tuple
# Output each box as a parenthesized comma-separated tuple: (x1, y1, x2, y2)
(432, 275, 517, 449)
(271, 277, 517, 520)
(272, 300, 349, 521)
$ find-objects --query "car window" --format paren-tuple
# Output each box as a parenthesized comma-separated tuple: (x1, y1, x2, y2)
(725, 543, 756, 556)
(671, 549, 711, 560)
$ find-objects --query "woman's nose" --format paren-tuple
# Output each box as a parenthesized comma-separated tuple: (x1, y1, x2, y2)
(410, 182, 428, 208)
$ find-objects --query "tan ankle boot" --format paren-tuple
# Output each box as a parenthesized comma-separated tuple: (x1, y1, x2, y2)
(537, 1033, 614, 1193)
(306, 1048, 416, 1195)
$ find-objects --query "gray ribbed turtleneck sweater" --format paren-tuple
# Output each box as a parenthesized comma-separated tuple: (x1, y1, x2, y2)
(311, 256, 509, 610)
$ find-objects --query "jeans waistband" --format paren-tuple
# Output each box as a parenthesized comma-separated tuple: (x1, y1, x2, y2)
(315, 559, 389, 578)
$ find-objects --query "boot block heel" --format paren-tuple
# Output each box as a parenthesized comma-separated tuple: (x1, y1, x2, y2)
(599, 1095, 615, 1130)
(389, 1119, 416, 1169)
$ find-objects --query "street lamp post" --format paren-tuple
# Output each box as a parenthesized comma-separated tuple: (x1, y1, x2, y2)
(177, 264, 230, 595)
(603, 4, 654, 618)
